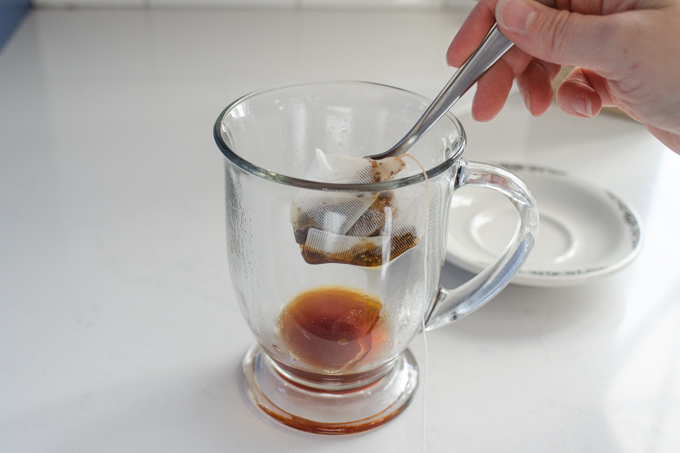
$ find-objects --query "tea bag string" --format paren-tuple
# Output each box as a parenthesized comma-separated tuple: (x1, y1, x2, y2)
(402, 153, 429, 453)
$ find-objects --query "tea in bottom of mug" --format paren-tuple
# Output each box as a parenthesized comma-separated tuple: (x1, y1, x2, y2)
(244, 287, 417, 434)
(277, 286, 385, 371)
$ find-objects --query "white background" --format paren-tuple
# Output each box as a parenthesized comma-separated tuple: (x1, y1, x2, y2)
(1, 5, 679, 453)
(33, 0, 476, 10)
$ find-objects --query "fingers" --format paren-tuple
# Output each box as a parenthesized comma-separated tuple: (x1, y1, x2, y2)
(555, 67, 605, 118)
(471, 58, 515, 121)
(471, 53, 559, 121)
(447, 0, 500, 68)
(516, 60, 560, 116)
(556, 67, 646, 121)
(495, 0, 619, 71)
(448, 0, 564, 120)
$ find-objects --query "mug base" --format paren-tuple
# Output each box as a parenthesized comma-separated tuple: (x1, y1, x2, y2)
(241, 344, 419, 434)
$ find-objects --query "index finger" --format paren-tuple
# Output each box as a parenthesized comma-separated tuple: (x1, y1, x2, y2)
(446, 0, 501, 68)
(447, 0, 558, 67)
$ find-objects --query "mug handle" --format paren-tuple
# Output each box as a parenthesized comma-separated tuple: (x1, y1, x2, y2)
(425, 160, 539, 331)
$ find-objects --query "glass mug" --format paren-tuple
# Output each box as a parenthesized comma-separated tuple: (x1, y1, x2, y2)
(214, 81, 538, 434)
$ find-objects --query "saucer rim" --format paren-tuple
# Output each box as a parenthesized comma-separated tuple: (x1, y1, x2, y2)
(445, 163, 644, 287)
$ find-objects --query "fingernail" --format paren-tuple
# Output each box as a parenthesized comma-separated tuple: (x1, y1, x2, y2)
(573, 97, 593, 117)
(497, 0, 537, 35)
(520, 87, 532, 114)
(471, 91, 479, 122)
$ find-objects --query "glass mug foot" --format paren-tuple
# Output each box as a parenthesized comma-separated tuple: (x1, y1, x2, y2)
(241, 344, 419, 434)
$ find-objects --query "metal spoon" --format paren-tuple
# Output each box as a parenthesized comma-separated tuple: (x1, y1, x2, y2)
(367, 24, 513, 160)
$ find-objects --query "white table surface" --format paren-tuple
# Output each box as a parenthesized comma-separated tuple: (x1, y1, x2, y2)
(1, 8, 679, 453)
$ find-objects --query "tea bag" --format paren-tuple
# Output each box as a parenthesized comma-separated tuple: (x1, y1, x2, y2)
(290, 149, 425, 267)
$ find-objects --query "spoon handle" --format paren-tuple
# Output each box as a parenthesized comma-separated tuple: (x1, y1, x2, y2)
(369, 24, 513, 159)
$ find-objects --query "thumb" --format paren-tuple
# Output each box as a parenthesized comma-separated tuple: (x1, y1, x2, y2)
(495, 0, 618, 71)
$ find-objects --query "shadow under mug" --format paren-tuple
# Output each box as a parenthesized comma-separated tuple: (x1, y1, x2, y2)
(214, 81, 538, 434)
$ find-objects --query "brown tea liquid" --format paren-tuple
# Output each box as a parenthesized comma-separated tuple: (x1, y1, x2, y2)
(277, 286, 383, 371)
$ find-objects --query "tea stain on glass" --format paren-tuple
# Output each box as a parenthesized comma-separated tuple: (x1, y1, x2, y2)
(257, 404, 406, 435)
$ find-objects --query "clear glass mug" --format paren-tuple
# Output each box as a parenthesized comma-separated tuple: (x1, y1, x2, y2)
(214, 81, 538, 434)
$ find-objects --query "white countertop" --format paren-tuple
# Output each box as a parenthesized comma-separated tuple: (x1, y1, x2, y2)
(1, 8, 679, 453)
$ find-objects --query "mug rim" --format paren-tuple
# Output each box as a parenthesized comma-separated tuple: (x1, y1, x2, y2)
(213, 80, 467, 192)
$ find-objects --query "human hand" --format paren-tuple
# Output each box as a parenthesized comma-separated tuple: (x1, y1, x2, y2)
(447, 0, 680, 152)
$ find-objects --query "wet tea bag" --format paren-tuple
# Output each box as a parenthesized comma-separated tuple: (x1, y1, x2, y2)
(290, 149, 426, 267)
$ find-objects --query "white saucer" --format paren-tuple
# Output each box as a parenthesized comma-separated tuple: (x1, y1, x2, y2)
(446, 164, 643, 287)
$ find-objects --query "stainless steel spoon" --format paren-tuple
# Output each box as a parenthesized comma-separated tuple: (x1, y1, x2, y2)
(367, 24, 513, 160)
